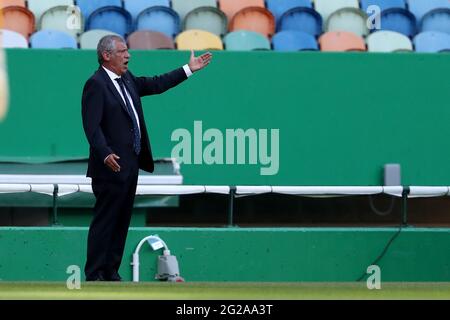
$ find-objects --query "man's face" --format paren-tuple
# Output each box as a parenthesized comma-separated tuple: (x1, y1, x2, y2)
(104, 40, 130, 76)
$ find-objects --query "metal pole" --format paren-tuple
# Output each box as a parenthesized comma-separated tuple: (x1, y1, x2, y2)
(401, 186, 410, 227)
(227, 187, 236, 227)
(52, 184, 59, 226)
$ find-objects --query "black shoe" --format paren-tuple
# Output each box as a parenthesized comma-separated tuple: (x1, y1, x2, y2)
(86, 272, 107, 282)
(108, 273, 122, 282)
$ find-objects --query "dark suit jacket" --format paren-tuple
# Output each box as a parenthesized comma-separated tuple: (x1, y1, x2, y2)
(82, 66, 187, 182)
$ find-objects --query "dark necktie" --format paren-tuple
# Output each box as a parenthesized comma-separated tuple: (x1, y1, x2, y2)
(115, 77, 141, 155)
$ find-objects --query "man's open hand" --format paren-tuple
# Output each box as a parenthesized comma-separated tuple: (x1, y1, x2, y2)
(188, 50, 212, 72)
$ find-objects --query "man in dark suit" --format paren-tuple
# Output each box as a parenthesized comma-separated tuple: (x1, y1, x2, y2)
(81, 35, 211, 281)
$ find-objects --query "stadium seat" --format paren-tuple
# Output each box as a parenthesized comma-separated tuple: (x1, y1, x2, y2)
(277, 7, 322, 37)
(272, 30, 318, 51)
(0, 0, 26, 9)
(0, 6, 35, 39)
(223, 30, 271, 51)
(420, 9, 450, 34)
(318, 31, 366, 51)
(380, 8, 417, 38)
(0, 29, 28, 48)
(266, 0, 312, 22)
(325, 8, 369, 37)
(86, 6, 132, 38)
(360, 0, 406, 12)
(30, 29, 77, 48)
(127, 30, 175, 49)
(175, 29, 223, 50)
(171, 0, 217, 22)
(366, 30, 413, 52)
(218, 0, 265, 21)
(76, 0, 122, 19)
(123, 0, 170, 22)
(313, 0, 359, 24)
(413, 31, 450, 52)
(27, 0, 74, 27)
(39, 6, 84, 38)
(79, 29, 120, 49)
(229, 7, 275, 39)
(183, 7, 228, 37)
(136, 6, 180, 38)
(407, 0, 450, 22)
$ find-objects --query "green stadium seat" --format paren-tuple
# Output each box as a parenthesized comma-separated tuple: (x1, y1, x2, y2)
(127, 30, 175, 49)
(79, 29, 120, 49)
(27, 0, 74, 27)
(366, 30, 413, 52)
(313, 0, 359, 25)
(325, 8, 369, 37)
(39, 5, 84, 38)
(183, 6, 228, 37)
(171, 0, 217, 22)
(175, 29, 223, 50)
(223, 30, 271, 51)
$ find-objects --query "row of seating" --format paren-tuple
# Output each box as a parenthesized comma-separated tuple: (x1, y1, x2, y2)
(1, 0, 449, 41)
(2, 28, 449, 53)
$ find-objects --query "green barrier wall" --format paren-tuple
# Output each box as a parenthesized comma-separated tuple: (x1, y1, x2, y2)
(0, 227, 449, 282)
(1, 50, 450, 185)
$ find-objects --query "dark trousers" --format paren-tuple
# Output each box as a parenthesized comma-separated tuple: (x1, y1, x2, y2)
(84, 171, 138, 280)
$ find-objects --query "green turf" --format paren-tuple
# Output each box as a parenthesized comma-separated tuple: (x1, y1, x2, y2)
(0, 282, 449, 300)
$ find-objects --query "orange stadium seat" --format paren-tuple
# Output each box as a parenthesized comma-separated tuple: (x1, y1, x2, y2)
(0, 0, 25, 9)
(0, 6, 35, 39)
(229, 7, 275, 39)
(127, 30, 175, 49)
(318, 31, 366, 51)
(218, 0, 265, 21)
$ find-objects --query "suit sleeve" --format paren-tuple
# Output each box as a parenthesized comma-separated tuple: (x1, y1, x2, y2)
(81, 78, 112, 161)
(130, 68, 188, 97)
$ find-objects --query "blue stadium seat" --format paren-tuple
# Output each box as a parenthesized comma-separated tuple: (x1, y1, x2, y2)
(360, 0, 406, 12)
(380, 8, 417, 38)
(136, 6, 180, 38)
(0, 29, 28, 48)
(277, 7, 322, 37)
(76, 0, 122, 19)
(420, 8, 450, 34)
(266, 0, 312, 22)
(30, 29, 77, 48)
(86, 6, 132, 38)
(414, 31, 450, 52)
(123, 0, 170, 22)
(407, 0, 450, 22)
(272, 30, 318, 51)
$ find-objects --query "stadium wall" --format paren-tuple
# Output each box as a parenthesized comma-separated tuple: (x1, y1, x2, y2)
(1, 50, 450, 186)
(0, 227, 449, 282)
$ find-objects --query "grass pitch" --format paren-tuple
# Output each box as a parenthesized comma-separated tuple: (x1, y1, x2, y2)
(0, 282, 449, 300)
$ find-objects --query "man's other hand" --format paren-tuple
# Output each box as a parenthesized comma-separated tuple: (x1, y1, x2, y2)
(188, 50, 212, 72)
(105, 154, 121, 172)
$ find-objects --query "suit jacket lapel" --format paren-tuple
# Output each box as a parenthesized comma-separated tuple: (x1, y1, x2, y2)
(98, 67, 131, 117)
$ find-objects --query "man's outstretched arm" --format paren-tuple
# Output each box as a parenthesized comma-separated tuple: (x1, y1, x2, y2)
(134, 50, 212, 96)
